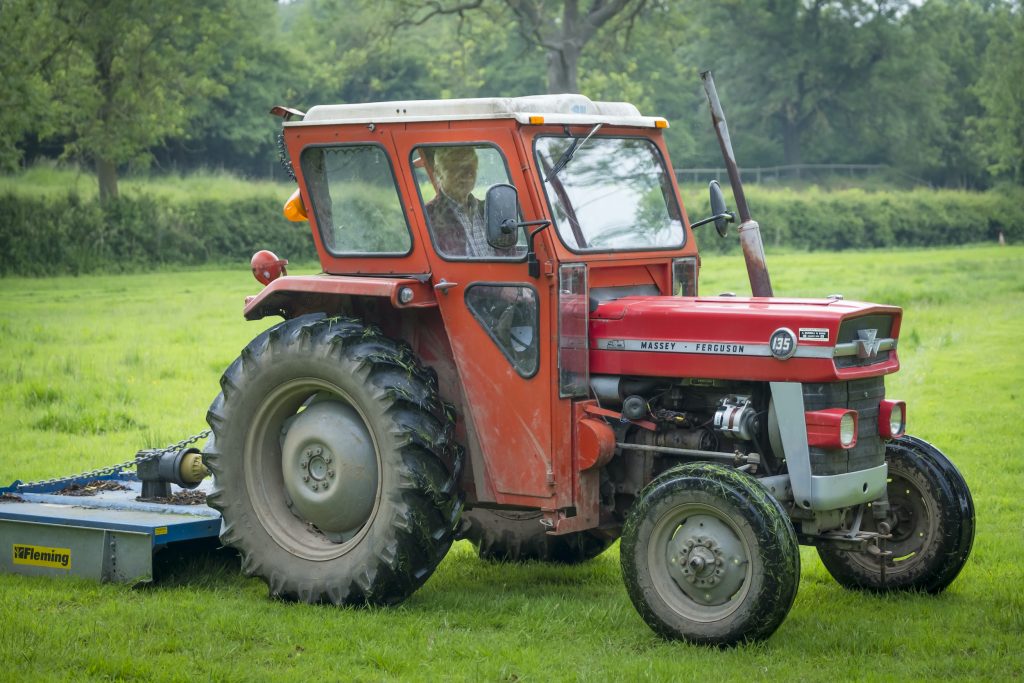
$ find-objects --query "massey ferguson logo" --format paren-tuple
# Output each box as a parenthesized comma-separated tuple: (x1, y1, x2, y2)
(856, 329, 882, 358)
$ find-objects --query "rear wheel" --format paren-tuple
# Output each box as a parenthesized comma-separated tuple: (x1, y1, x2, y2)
(204, 313, 463, 605)
(620, 463, 800, 646)
(463, 509, 614, 563)
(816, 435, 974, 593)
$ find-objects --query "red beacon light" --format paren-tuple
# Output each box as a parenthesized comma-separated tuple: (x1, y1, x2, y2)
(251, 250, 288, 286)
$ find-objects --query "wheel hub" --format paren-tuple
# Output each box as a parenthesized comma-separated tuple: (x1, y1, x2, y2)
(667, 515, 747, 605)
(299, 446, 335, 491)
(280, 401, 378, 542)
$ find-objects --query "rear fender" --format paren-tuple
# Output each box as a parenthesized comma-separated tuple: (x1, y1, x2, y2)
(241, 275, 495, 504)
(243, 275, 437, 321)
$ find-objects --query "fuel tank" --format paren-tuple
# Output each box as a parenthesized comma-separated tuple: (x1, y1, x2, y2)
(589, 296, 902, 383)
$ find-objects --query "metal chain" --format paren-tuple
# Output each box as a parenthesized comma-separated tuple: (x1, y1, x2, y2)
(15, 430, 211, 491)
(276, 129, 296, 180)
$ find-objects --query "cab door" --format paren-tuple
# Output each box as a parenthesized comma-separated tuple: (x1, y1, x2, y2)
(391, 125, 559, 507)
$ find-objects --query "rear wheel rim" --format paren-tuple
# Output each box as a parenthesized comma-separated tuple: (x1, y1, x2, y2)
(244, 378, 382, 561)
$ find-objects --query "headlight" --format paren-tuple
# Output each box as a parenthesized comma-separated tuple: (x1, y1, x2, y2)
(805, 409, 858, 450)
(839, 412, 857, 447)
(879, 400, 907, 439)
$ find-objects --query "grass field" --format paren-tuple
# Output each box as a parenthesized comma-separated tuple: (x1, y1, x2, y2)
(0, 246, 1022, 680)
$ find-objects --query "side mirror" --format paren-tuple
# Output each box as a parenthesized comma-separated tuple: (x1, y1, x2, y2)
(485, 183, 520, 249)
(709, 180, 731, 237)
(688, 180, 735, 237)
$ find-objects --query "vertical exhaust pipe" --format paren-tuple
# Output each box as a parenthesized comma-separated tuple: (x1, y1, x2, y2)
(700, 71, 774, 298)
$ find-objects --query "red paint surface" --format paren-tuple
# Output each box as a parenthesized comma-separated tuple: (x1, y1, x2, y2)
(805, 409, 858, 449)
(590, 295, 902, 382)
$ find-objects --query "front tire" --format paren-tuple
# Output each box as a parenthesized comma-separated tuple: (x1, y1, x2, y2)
(816, 435, 974, 593)
(463, 509, 615, 563)
(620, 463, 800, 646)
(204, 314, 463, 605)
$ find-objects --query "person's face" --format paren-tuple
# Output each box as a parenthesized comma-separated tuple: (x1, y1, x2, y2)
(436, 149, 478, 201)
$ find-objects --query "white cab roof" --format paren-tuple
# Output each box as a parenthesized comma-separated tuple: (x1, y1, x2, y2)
(287, 94, 668, 128)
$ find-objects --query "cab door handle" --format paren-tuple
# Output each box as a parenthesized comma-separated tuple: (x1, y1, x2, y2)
(434, 279, 459, 295)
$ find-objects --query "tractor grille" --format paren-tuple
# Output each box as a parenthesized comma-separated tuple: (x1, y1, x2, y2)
(803, 377, 886, 476)
(834, 314, 895, 369)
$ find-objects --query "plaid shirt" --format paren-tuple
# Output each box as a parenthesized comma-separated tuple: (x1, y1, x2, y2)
(425, 193, 495, 258)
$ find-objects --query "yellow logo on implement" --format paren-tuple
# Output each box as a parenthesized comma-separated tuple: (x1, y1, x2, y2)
(12, 544, 71, 569)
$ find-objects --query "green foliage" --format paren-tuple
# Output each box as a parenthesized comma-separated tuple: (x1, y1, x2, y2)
(971, 5, 1024, 182)
(0, 247, 1021, 678)
(0, 191, 317, 276)
(684, 185, 1024, 253)
(0, 2, 57, 171)
(2, 0, 1023, 189)
(0, 163, 295, 201)
(2, 166, 1020, 276)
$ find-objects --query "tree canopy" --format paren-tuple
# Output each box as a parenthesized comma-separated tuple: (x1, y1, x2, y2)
(1, 0, 1021, 195)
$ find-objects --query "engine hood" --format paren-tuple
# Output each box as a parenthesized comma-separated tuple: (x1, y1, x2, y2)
(589, 295, 902, 383)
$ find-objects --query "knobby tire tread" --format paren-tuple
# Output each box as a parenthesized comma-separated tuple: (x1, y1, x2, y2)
(816, 435, 974, 594)
(620, 462, 801, 646)
(204, 313, 463, 607)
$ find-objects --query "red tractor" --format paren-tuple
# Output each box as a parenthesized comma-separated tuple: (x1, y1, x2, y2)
(206, 74, 974, 645)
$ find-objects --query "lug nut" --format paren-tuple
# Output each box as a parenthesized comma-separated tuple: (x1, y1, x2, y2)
(324, 455, 332, 464)
(328, 470, 335, 478)
(314, 447, 322, 456)
(322, 482, 329, 490)
(302, 475, 309, 482)
(300, 462, 307, 469)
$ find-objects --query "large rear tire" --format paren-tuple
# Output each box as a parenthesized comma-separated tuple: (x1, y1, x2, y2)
(816, 435, 974, 593)
(204, 314, 463, 605)
(620, 463, 800, 646)
(463, 509, 614, 563)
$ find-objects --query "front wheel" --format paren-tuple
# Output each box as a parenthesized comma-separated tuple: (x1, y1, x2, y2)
(816, 435, 974, 593)
(620, 463, 800, 646)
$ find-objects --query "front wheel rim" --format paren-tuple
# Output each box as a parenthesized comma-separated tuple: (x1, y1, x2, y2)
(852, 470, 937, 574)
(648, 502, 752, 622)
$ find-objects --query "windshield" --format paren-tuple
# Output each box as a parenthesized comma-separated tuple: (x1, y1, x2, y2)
(534, 136, 685, 252)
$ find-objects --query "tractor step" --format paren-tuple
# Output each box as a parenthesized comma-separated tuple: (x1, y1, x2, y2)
(0, 474, 220, 584)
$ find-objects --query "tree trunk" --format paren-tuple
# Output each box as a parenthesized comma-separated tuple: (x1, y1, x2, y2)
(96, 158, 119, 203)
(546, 44, 580, 93)
(93, 34, 119, 203)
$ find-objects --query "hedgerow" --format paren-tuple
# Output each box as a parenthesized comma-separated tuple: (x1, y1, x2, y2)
(0, 193, 316, 276)
(2, 186, 1020, 275)
(684, 186, 1023, 253)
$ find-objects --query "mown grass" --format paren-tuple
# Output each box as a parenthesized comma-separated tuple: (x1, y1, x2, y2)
(0, 246, 1021, 680)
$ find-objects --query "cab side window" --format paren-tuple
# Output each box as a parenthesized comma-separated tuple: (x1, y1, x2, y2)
(301, 145, 411, 254)
(412, 144, 525, 260)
